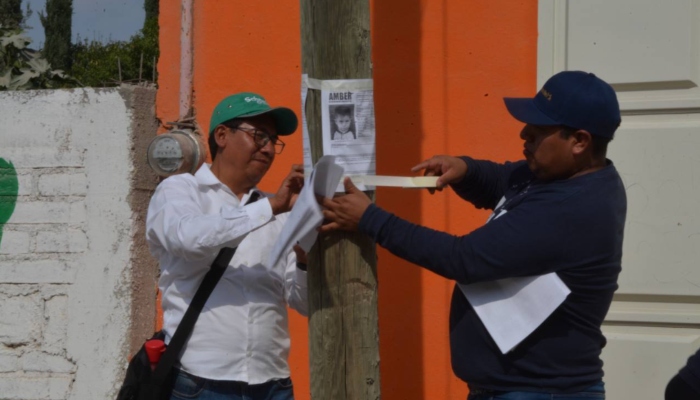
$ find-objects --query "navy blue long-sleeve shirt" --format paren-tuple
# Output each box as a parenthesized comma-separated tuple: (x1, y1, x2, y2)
(359, 157, 627, 392)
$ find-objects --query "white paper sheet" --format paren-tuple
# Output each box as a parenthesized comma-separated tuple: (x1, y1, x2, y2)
(301, 74, 313, 177)
(266, 156, 344, 268)
(458, 274, 570, 354)
(457, 195, 571, 354)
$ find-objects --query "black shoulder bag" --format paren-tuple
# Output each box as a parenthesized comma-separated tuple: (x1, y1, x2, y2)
(117, 246, 237, 400)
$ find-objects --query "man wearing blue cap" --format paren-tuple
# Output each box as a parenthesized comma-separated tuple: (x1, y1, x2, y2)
(146, 93, 308, 400)
(320, 71, 626, 399)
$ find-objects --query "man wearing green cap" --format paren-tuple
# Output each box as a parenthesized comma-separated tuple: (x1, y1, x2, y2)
(146, 92, 307, 400)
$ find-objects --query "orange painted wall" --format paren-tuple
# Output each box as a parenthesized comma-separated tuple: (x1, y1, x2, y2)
(156, 1, 537, 399)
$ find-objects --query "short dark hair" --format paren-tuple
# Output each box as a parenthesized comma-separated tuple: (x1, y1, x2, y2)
(560, 126, 611, 159)
(209, 119, 243, 161)
(334, 106, 352, 118)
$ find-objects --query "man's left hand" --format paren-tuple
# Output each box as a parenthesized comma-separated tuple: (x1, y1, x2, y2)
(319, 177, 372, 233)
(269, 164, 304, 215)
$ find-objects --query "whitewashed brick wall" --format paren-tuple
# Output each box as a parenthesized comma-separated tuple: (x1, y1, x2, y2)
(0, 87, 158, 400)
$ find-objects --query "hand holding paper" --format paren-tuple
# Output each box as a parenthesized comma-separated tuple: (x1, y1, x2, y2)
(268, 164, 305, 215)
(266, 156, 442, 267)
(318, 178, 372, 233)
(266, 156, 344, 268)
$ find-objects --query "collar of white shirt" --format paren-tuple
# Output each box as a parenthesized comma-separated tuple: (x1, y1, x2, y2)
(196, 163, 264, 204)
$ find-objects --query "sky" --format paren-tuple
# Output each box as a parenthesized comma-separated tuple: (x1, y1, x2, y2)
(23, 0, 145, 48)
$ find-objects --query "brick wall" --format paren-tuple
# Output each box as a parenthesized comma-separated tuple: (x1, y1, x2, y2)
(0, 86, 159, 399)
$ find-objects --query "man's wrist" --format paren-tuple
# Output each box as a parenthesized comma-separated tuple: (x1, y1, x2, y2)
(268, 197, 281, 215)
(296, 262, 307, 271)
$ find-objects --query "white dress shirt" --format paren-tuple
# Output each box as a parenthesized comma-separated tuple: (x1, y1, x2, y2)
(146, 163, 308, 384)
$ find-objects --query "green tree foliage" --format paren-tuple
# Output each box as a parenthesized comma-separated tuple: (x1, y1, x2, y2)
(0, 24, 76, 90)
(70, 0, 159, 87)
(39, 0, 72, 71)
(144, 0, 158, 23)
(0, 0, 22, 29)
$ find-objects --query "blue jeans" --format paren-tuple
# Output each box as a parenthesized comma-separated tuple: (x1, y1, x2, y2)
(467, 382, 605, 400)
(170, 369, 294, 400)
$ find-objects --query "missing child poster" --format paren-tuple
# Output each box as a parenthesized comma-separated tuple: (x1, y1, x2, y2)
(320, 79, 376, 179)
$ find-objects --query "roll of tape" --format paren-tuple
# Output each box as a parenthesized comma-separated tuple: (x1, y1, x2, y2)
(348, 175, 438, 188)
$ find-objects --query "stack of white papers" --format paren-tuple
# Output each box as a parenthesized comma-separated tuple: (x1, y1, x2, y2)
(266, 156, 344, 268)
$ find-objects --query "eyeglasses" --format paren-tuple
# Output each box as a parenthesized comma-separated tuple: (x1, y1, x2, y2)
(234, 126, 285, 154)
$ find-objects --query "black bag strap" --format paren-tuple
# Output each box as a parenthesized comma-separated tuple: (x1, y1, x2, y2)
(151, 246, 236, 384)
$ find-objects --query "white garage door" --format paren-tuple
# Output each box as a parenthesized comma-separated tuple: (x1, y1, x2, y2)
(538, 1, 700, 399)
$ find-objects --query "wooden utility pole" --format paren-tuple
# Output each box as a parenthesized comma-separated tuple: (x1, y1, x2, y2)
(300, 1, 380, 399)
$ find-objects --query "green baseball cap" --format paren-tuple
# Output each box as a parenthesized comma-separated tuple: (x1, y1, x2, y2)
(209, 92, 298, 136)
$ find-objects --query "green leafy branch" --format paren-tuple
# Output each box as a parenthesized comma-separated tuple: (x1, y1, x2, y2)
(0, 23, 78, 90)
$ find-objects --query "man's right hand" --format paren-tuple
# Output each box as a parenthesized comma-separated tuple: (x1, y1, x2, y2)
(411, 155, 467, 193)
(269, 164, 304, 215)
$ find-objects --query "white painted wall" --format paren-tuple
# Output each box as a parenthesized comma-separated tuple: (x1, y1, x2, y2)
(0, 89, 139, 399)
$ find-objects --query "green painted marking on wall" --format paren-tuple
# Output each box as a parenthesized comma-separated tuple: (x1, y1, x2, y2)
(0, 158, 19, 246)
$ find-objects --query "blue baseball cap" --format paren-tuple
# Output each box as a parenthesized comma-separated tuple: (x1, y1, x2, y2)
(504, 71, 621, 139)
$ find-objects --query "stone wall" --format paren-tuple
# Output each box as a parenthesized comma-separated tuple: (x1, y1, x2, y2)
(0, 86, 159, 399)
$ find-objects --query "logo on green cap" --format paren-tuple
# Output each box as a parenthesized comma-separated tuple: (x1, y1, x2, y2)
(245, 96, 268, 105)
